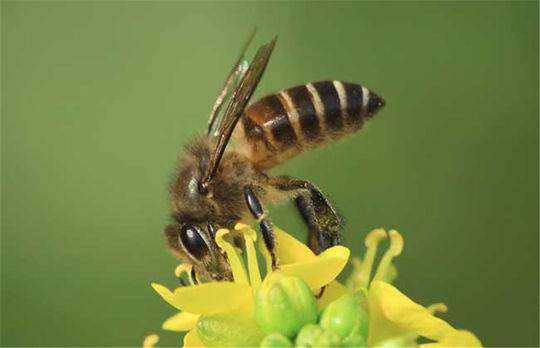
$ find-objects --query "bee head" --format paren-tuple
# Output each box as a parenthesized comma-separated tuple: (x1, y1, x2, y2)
(164, 222, 233, 282)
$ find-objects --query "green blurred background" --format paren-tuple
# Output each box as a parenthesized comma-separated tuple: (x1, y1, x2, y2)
(1, 1, 538, 347)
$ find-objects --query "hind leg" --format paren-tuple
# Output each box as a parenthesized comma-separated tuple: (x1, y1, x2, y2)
(270, 177, 342, 254)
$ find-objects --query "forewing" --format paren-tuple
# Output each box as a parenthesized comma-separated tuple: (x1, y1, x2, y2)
(207, 30, 255, 137)
(201, 37, 277, 187)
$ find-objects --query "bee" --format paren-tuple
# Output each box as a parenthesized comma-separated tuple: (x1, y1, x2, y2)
(165, 34, 385, 283)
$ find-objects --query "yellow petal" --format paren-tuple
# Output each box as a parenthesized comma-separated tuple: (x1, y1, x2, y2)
(162, 312, 200, 332)
(215, 229, 249, 285)
(317, 281, 348, 309)
(274, 226, 316, 263)
(152, 281, 252, 315)
(368, 281, 455, 345)
(275, 245, 349, 291)
(143, 334, 159, 348)
(419, 330, 482, 347)
(173, 282, 252, 315)
(151, 282, 178, 309)
(184, 329, 205, 347)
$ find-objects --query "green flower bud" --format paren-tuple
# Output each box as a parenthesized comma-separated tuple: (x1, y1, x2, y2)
(342, 333, 367, 347)
(259, 333, 293, 347)
(295, 324, 323, 348)
(254, 275, 318, 338)
(320, 294, 368, 341)
(312, 330, 341, 347)
(295, 324, 341, 348)
(371, 334, 418, 348)
(196, 313, 263, 347)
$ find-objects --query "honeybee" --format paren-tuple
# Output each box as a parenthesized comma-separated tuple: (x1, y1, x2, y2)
(165, 34, 385, 283)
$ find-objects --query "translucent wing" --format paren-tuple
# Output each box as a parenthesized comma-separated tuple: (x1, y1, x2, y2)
(207, 29, 256, 137)
(201, 37, 277, 188)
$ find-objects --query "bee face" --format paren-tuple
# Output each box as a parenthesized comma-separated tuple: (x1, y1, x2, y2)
(165, 222, 232, 282)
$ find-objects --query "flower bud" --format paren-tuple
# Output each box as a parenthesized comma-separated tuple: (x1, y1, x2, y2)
(254, 275, 318, 338)
(371, 334, 417, 348)
(342, 333, 367, 347)
(295, 324, 323, 348)
(320, 294, 368, 341)
(259, 333, 293, 347)
(196, 313, 263, 347)
(295, 324, 341, 347)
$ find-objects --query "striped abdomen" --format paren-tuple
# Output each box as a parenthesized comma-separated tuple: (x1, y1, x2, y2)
(233, 80, 385, 169)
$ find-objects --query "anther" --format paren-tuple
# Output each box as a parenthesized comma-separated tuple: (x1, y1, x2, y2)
(428, 303, 448, 315)
(143, 334, 159, 348)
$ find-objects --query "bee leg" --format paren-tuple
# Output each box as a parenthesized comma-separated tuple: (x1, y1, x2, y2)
(191, 267, 199, 285)
(244, 186, 277, 269)
(271, 178, 342, 254)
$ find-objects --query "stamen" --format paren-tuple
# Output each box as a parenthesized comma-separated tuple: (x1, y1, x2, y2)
(215, 228, 249, 285)
(428, 303, 448, 315)
(357, 229, 387, 288)
(174, 263, 194, 286)
(235, 223, 262, 287)
(143, 334, 159, 348)
(372, 229, 404, 283)
(345, 257, 362, 289)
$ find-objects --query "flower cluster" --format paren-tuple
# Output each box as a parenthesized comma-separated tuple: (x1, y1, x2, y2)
(149, 224, 481, 347)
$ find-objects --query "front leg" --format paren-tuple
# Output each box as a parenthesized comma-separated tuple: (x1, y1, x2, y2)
(243, 186, 278, 269)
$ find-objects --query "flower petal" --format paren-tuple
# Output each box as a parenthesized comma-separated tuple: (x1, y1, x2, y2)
(151, 282, 178, 308)
(274, 226, 316, 263)
(419, 330, 482, 347)
(152, 281, 253, 315)
(368, 281, 455, 345)
(162, 311, 200, 332)
(275, 246, 350, 291)
(184, 329, 205, 347)
(173, 282, 253, 315)
(317, 281, 348, 309)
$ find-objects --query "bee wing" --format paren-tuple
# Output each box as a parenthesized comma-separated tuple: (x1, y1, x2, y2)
(207, 29, 256, 137)
(201, 37, 277, 187)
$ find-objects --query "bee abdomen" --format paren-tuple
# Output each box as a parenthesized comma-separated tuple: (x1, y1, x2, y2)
(235, 80, 385, 168)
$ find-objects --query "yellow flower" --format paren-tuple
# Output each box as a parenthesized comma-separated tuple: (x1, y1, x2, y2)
(151, 225, 482, 347)
(152, 223, 349, 347)
(348, 229, 482, 347)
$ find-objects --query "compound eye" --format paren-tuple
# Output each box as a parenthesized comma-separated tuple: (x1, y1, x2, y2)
(179, 224, 209, 260)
